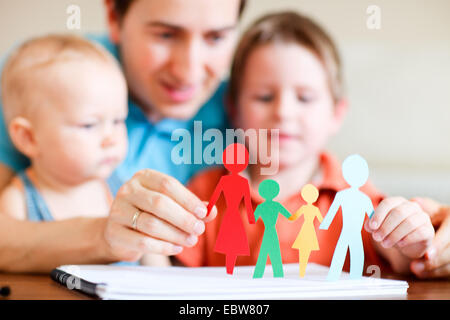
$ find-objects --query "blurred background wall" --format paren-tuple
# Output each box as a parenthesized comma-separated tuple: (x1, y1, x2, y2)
(0, 0, 449, 201)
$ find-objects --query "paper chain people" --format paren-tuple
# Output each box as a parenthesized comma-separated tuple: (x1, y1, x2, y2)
(207, 143, 374, 281)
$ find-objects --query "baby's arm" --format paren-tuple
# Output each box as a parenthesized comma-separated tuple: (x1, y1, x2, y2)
(365, 197, 434, 274)
(0, 177, 27, 220)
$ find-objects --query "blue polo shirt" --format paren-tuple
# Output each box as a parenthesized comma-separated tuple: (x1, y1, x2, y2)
(0, 34, 229, 185)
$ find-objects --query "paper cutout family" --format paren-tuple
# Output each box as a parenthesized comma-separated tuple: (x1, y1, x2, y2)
(206, 143, 375, 281)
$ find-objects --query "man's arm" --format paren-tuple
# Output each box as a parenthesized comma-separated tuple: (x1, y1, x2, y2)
(0, 215, 116, 273)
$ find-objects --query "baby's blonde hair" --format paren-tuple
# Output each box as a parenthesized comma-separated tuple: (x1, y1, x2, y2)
(1, 34, 121, 124)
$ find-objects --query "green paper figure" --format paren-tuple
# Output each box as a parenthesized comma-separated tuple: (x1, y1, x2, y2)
(253, 180, 292, 279)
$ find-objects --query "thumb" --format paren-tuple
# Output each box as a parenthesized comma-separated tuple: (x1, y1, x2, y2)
(425, 214, 450, 262)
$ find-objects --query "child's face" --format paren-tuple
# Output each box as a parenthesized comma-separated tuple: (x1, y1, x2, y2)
(31, 60, 128, 184)
(237, 43, 345, 170)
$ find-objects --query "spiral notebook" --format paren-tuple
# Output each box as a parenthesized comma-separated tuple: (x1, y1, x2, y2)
(52, 263, 408, 300)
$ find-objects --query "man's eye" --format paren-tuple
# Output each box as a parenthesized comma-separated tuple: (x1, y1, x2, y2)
(206, 33, 225, 44)
(158, 32, 175, 39)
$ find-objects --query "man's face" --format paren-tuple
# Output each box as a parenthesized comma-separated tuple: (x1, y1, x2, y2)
(108, 0, 240, 121)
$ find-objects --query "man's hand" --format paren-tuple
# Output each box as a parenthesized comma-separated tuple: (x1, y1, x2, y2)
(103, 169, 218, 262)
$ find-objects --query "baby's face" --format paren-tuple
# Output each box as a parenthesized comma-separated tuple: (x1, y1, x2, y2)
(31, 60, 128, 184)
(237, 43, 343, 170)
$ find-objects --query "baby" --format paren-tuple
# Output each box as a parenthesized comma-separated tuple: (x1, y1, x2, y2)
(0, 35, 166, 266)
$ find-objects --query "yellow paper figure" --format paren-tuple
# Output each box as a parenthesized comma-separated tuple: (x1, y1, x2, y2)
(289, 184, 323, 277)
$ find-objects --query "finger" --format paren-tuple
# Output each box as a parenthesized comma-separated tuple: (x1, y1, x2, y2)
(203, 202, 218, 223)
(382, 211, 430, 248)
(411, 197, 442, 223)
(412, 197, 450, 226)
(411, 261, 450, 279)
(364, 219, 372, 233)
(136, 211, 199, 248)
(397, 224, 435, 249)
(111, 201, 197, 247)
(106, 222, 183, 256)
(125, 185, 206, 236)
(426, 215, 450, 261)
(425, 243, 450, 270)
(135, 170, 207, 219)
(372, 201, 417, 242)
(370, 197, 407, 231)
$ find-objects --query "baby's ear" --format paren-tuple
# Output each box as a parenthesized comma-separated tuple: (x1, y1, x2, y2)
(8, 117, 38, 158)
(330, 98, 349, 135)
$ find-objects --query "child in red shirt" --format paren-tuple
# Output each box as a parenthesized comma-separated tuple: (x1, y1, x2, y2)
(176, 12, 434, 276)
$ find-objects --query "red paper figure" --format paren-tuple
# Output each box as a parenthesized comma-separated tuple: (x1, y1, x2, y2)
(206, 143, 256, 275)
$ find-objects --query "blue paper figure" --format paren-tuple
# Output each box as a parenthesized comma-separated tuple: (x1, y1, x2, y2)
(319, 154, 375, 281)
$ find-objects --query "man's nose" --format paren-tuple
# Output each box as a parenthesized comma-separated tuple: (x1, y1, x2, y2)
(169, 36, 204, 85)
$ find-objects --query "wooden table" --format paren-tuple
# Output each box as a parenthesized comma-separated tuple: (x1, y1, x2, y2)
(0, 272, 449, 300)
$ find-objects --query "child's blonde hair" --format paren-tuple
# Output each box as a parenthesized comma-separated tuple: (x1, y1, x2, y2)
(1, 34, 121, 124)
(228, 11, 344, 112)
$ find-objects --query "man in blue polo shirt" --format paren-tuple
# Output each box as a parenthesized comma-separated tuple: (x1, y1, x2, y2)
(0, 0, 246, 271)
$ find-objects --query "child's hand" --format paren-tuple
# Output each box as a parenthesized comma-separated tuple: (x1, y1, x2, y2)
(410, 198, 450, 279)
(365, 197, 435, 259)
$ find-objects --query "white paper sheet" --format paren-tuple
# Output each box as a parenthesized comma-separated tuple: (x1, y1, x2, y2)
(58, 263, 408, 300)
